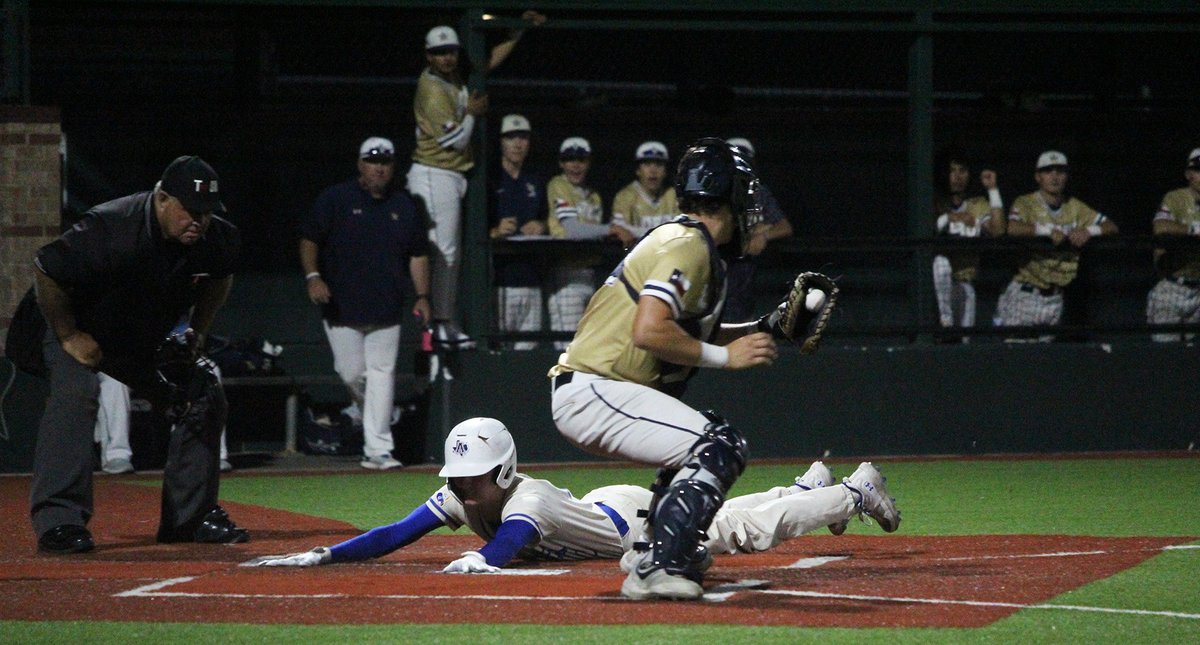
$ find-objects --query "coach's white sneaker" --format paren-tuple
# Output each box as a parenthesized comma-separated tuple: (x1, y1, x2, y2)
(361, 453, 403, 470)
(842, 462, 900, 533)
(794, 461, 849, 535)
(433, 321, 477, 351)
(621, 553, 704, 601)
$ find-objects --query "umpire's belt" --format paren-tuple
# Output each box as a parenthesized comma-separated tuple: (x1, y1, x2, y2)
(1018, 282, 1062, 296)
(594, 502, 629, 537)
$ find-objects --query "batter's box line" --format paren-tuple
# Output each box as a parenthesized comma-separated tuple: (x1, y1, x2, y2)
(760, 589, 1200, 621)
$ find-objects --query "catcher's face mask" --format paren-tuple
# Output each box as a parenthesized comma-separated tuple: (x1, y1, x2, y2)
(728, 146, 763, 257)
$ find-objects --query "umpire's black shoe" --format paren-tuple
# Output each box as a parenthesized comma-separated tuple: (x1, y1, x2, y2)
(193, 506, 250, 544)
(38, 524, 95, 554)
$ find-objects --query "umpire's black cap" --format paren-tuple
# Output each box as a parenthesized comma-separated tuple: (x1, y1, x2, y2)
(160, 156, 225, 214)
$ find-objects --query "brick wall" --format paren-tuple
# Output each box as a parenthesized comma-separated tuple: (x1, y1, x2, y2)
(0, 107, 61, 356)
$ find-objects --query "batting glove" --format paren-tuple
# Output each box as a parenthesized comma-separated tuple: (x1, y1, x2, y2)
(255, 547, 332, 567)
(442, 550, 500, 574)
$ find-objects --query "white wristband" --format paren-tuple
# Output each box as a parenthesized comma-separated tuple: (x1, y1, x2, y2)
(305, 272, 321, 281)
(1034, 223, 1053, 236)
(1086, 225, 1102, 236)
(936, 214, 949, 232)
(988, 188, 1003, 210)
(697, 342, 729, 369)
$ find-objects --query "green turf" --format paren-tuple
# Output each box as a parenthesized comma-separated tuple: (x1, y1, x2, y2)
(24, 455, 1200, 643)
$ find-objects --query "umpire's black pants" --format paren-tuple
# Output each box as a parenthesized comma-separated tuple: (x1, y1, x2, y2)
(29, 330, 226, 541)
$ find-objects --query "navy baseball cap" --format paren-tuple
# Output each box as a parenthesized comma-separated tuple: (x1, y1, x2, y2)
(160, 155, 224, 214)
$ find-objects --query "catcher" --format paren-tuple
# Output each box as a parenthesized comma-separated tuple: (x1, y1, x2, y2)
(546, 137, 841, 600)
(253, 418, 898, 572)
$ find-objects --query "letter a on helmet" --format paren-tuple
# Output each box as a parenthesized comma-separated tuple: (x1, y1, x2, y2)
(439, 417, 518, 488)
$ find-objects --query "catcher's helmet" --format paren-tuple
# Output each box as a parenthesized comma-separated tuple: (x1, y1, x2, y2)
(675, 137, 762, 256)
(439, 417, 518, 489)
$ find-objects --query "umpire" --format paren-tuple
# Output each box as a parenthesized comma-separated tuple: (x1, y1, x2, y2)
(28, 155, 248, 553)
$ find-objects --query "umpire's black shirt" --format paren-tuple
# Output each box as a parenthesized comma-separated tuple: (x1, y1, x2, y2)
(34, 191, 240, 385)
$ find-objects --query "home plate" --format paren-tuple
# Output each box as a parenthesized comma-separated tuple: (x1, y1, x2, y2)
(704, 579, 771, 602)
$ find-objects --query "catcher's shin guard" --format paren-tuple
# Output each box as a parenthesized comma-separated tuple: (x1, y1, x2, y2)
(640, 412, 747, 578)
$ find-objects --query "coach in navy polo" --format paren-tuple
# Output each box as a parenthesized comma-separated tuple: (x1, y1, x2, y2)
(300, 137, 432, 470)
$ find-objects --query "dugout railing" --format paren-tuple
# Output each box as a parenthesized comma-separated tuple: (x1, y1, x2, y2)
(488, 235, 1200, 347)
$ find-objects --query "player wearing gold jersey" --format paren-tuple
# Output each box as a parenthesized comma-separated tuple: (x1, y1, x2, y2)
(610, 141, 679, 247)
(407, 15, 544, 350)
(1146, 147, 1200, 342)
(994, 150, 1118, 339)
(932, 147, 1005, 331)
(545, 137, 609, 350)
(548, 138, 839, 601)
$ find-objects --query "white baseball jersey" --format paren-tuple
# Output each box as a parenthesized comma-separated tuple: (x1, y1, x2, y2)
(425, 474, 629, 561)
(425, 475, 857, 560)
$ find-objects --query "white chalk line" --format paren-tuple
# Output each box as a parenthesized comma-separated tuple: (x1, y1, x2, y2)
(113, 575, 1200, 616)
(760, 589, 1200, 620)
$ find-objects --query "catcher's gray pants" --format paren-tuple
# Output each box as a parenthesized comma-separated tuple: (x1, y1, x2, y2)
(30, 329, 226, 540)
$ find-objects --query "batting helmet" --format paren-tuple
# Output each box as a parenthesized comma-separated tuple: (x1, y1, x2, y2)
(439, 417, 518, 489)
(675, 137, 762, 256)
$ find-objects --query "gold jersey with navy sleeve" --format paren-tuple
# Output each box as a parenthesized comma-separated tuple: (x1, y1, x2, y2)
(1009, 192, 1106, 288)
(936, 195, 993, 282)
(553, 218, 725, 391)
(545, 175, 604, 237)
(611, 182, 679, 232)
(411, 68, 473, 172)
(1154, 188, 1200, 279)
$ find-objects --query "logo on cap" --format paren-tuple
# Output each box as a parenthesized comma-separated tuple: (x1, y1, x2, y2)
(1037, 150, 1068, 170)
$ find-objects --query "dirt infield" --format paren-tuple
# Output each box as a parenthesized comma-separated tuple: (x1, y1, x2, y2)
(0, 478, 1188, 627)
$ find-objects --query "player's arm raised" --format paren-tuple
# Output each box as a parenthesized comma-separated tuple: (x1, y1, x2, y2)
(632, 296, 776, 370)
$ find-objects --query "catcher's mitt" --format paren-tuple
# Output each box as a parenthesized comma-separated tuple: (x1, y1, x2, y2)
(756, 271, 839, 354)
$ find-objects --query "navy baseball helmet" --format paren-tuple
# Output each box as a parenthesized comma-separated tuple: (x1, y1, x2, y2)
(675, 137, 762, 256)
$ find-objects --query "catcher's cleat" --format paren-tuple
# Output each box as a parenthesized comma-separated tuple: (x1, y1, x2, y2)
(793, 462, 850, 535)
(620, 543, 712, 575)
(842, 462, 900, 533)
(620, 552, 704, 601)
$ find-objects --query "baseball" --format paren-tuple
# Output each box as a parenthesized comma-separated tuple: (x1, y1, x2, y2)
(805, 290, 827, 312)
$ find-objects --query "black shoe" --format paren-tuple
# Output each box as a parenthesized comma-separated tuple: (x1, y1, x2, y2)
(38, 524, 95, 554)
(193, 506, 249, 544)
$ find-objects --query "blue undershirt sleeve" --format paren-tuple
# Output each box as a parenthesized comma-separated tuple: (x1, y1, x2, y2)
(477, 518, 540, 567)
(328, 505, 445, 562)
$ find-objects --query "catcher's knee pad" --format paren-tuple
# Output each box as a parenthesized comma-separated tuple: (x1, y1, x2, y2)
(675, 411, 747, 494)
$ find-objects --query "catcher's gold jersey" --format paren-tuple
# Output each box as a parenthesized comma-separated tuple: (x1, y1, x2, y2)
(1009, 193, 1105, 288)
(553, 218, 725, 389)
(611, 182, 678, 233)
(545, 175, 604, 236)
(936, 195, 993, 282)
(425, 475, 626, 561)
(411, 69, 473, 172)
(1155, 188, 1200, 279)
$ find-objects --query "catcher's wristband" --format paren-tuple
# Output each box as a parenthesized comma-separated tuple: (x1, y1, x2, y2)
(697, 343, 729, 368)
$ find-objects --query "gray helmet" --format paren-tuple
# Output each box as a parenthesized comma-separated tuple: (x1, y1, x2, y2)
(675, 137, 762, 256)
